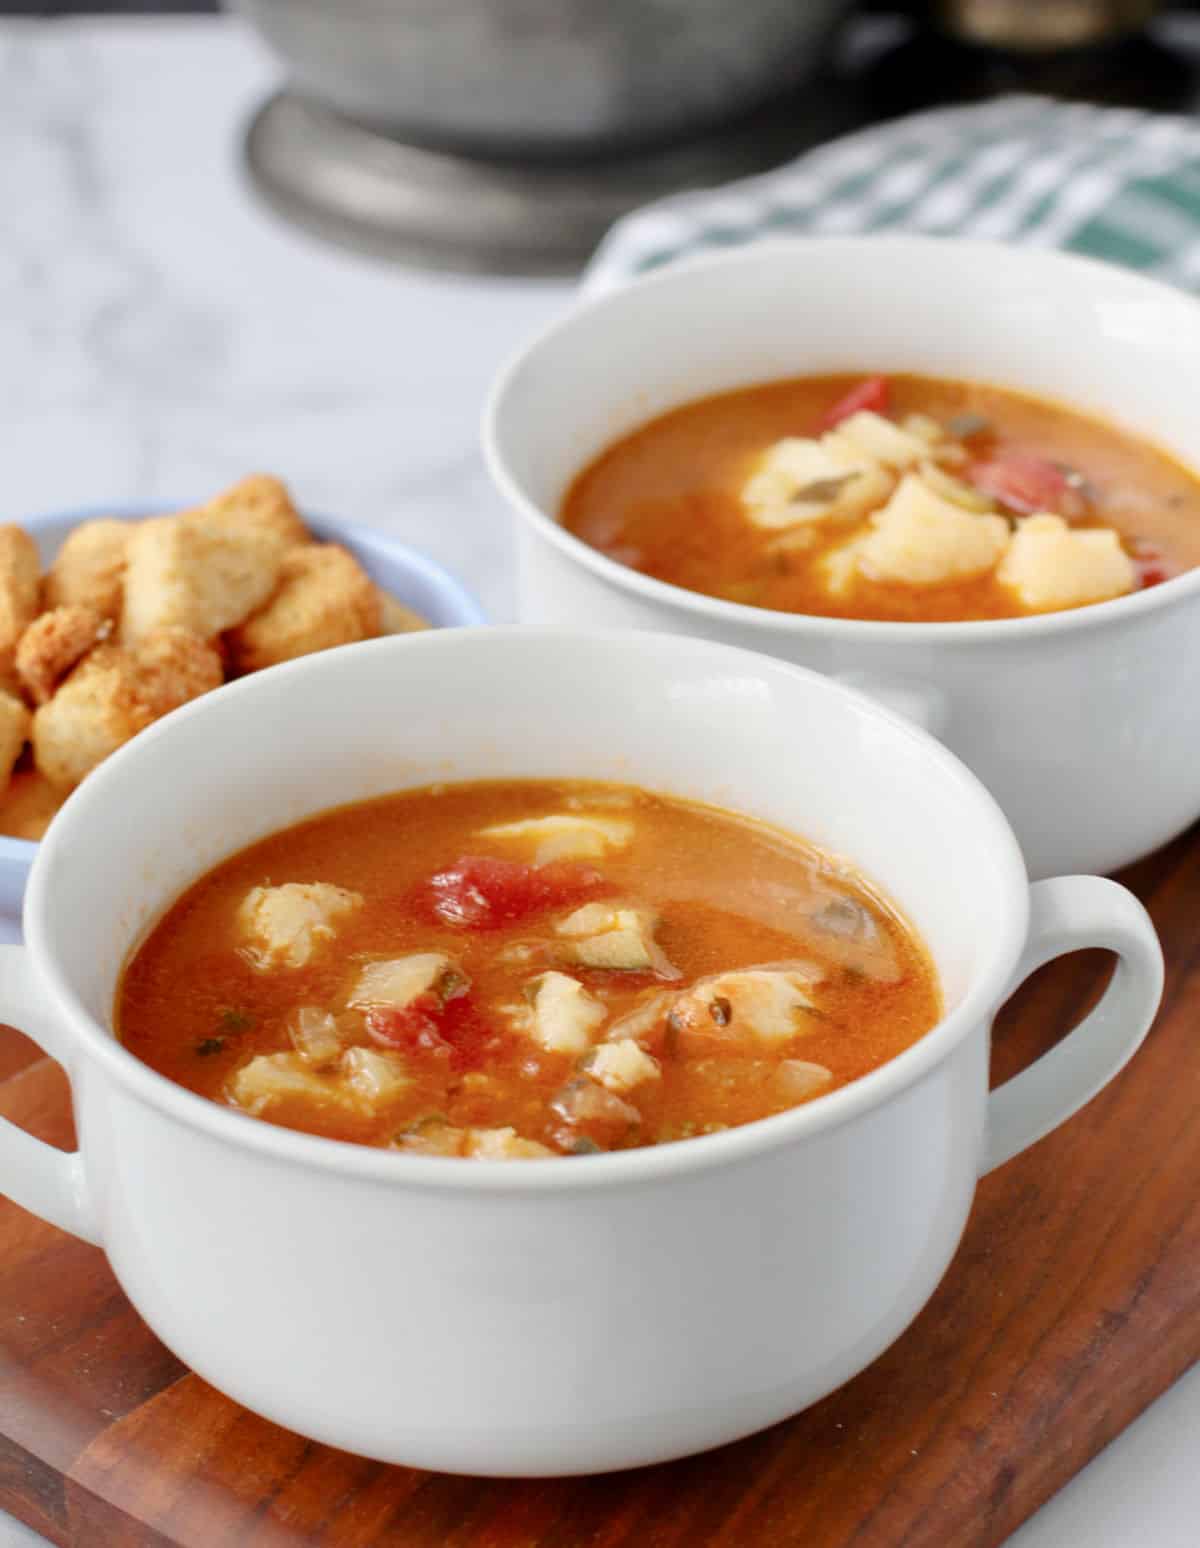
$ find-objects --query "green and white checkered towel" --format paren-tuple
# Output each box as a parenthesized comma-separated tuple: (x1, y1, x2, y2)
(582, 95, 1200, 296)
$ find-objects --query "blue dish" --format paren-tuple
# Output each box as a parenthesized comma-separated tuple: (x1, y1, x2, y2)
(0, 501, 486, 920)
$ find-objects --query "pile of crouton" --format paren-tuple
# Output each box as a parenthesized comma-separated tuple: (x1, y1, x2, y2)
(0, 475, 426, 838)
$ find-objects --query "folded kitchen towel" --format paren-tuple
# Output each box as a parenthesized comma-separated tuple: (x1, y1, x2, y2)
(582, 94, 1200, 297)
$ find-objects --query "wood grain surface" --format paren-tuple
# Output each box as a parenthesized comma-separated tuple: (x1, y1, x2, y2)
(0, 828, 1197, 1548)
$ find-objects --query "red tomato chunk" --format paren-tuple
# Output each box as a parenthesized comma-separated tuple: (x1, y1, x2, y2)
(1131, 540, 1175, 590)
(968, 453, 1072, 515)
(366, 995, 506, 1073)
(426, 855, 611, 929)
(817, 374, 889, 431)
(366, 997, 451, 1057)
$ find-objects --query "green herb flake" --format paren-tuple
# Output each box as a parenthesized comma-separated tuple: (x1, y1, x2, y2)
(567, 1136, 604, 1156)
(195, 1037, 226, 1057)
(437, 968, 468, 1003)
(946, 413, 992, 439)
(217, 1007, 254, 1034)
(788, 473, 858, 505)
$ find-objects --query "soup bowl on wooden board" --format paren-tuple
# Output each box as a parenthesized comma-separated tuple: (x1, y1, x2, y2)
(0, 629, 1161, 1475)
(485, 236, 1200, 880)
(0, 501, 485, 931)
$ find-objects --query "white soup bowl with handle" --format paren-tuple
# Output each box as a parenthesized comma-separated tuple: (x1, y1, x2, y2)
(485, 236, 1200, 879)
(0, 628, 1162, 1474)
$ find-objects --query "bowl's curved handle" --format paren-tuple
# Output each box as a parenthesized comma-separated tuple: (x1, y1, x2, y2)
(0, 944, 99, 1243)
(982, 876, 1163, 1175)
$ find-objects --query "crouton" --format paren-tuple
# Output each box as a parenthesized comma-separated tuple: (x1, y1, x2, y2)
(16, 605, 109, 705)
(238, 881, 364, 970)
(196, 474, 311, 549)
(0, 690, 31, 788)
(44, 519, 131, 620)
(31, 645, 151, 789)
(132, 626, 223, 718)
(0, 526, 42, 666)
(121, 512, 286, 644)
(856, 473, 1010, 586)
(225, 544, 380, 674)
(997, 513, 1136, 612)
(377, 590, 429, 635)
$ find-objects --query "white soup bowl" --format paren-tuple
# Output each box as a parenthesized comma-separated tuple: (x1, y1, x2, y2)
(486, 236, 1200, 879)
(0, 629, 1162, 1474)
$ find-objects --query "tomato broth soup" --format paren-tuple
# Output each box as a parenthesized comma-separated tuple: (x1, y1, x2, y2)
(117, 780, 940, 1159)
(560, 373, 1200, 623)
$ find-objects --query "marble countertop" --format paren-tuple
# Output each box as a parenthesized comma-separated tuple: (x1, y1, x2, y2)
(0, 17, 1197, 1547)
(0, 15, 574, 625)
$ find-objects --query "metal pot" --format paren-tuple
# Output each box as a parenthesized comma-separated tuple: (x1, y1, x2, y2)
(228, 0, 853, 157)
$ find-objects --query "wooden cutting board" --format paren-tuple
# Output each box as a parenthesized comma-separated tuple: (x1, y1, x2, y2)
(2, 829, 1198, 1548)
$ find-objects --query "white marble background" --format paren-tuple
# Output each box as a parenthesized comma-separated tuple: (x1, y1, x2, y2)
(0, 17, 1198, 1547)
(0, 17, 575, 624)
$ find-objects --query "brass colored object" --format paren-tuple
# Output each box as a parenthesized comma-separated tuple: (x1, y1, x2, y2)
(934, 0, 1159, 52)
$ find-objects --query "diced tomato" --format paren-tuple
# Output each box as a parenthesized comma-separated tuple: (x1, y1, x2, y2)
(817, 375, 889, 431)
(438, 997, 510, 1071)
(1131, 541, 1176, 590)
(425, 855, 611, 930)
(365, 996, 451, 1058)
(968, 453, 1073, 515)
(365, 992, 506, 1072)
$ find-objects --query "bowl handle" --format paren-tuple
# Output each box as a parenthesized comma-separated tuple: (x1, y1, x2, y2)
(982, 876, 1163, 1175)
(0, 945, 99, 1244)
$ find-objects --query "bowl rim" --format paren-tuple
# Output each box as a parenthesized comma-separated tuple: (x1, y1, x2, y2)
(483, 233, 1200, 644)
(26, 625, 1030, 1194)
(0, 499, 487, 868)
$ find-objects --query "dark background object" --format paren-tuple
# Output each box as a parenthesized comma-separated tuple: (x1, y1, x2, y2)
(5, 3, 1200, 273)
